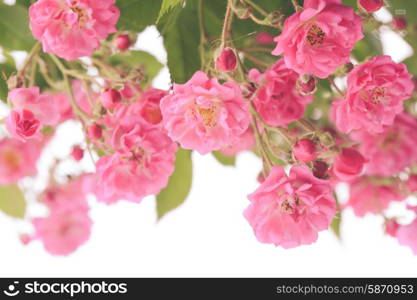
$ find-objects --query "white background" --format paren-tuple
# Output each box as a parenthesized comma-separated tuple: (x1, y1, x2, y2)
(0, 8, 417, 277)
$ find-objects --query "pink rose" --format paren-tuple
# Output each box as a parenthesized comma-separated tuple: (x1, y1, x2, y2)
(32, 209, 92, 256)
(244, 166, 336, 249)
(331, 147, 366, 182)
(351, 113, 417, 176)
(249, 59, 313, 127)
(95, 120, 177, 204)
(29, 0, 120, 60)
(6, 109, 41, 141)
(346, 177, 404, 217)
(272, 0, 363, 78)
(331, 56, 414, 134)
(0, 138, 42, 184)
(160, 71, 250, 154)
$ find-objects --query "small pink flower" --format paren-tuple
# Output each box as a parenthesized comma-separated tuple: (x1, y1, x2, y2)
(249, 59, 313, 127)
(219, 128, 255, 157)
(32, 209, 92, 256)
(9, 87, 60, 126)
(95, 120, 177, 204)
(358, 0, 384, 12)
(216, 48, 237, 71)
(114, 34, 131, 51)
(351, 113, 417, 176)
(100, 88, 121, 110)
(0, 138, 42, 184)
(396, 218, 417, 255)
(293, 139, 317, 163)
(160, 71, 250, 154)
(331, 147, 366, 182)
(29, 0, 120, 60)
(244, 166, 336, 249)
(345, 177, 404, 217)
(6, 109, 41, 141)
(272, 0, 363, 78)
(331, 56, 414, 134)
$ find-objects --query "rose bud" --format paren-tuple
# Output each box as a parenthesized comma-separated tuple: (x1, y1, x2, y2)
(358, 0, 384, 13)
(114, 34, 131, 51)
(255, 32, 274, 44)
(297, 75, 317, 95)
(87, 123, 102, 140)
(392, 17, 407, 30)
(100, 88, 121, 110)
(332, 147, 366, 182)
(293, 138, 317, 163)
(71, 145, 84, 161)
(313, 160, 329, 179)
(385, 219, 399, 237)
(216, 48, 237, 71)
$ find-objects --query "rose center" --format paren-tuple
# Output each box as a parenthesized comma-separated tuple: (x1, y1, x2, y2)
(280, 196, 300, 214)
(361, 87, 387, 104)
(3, 150, 21, 171)
(197, 106, 218, 127)
(306, 24, 326, 46)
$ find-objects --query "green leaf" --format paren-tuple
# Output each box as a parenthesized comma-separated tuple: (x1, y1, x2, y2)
(330, 194, 342, 239)
(0, 185, 26, 219)
(116, 0, 163, 32)
(156, 149, 193, 220)
(0, 52, 17, 102)
(212, 151, 236, 166)
(109, 50, 164, 82)
(157, 0, 184, 22)
(0, 3, 36, 51)
(158, 1, 200, 83)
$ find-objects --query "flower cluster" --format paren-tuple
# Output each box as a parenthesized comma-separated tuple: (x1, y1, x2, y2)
(1, 0, 417, 257)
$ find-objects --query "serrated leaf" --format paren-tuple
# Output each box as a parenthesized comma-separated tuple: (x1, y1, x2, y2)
(212, 151, 236, 166)
(0, 184, 26, 219)
(158, 1, 200, 83)
(109, 50, 163, 82)
(0, 3, 36, 51)
(156, 149, 193, 220)
(157, 0, 184, 22)
(116, 0, 163, 32)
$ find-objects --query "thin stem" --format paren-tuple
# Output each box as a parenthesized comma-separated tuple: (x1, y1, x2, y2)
(242, 52, 270, 69)
(251, 117, 273, 174)
(221, 1, 234, 48)
(242, 0, 268, 17)
(17, 41, 41, 79)
(329, 77, 344, 97)
(291, 0, 302, 11)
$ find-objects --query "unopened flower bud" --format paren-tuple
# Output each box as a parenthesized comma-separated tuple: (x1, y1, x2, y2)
(297, 75, 317, 95)
(358, 0, 384, 13)
(114, 34, 131, 51)
(216, 48, 237, 72)
(71, 145, 84, 161)
(100, 88, 121, 110)
(255, 32, 274, 45)
(87, 123, 102, 140)
(392, 17, 407, 30)
(293, 138, 317, 163)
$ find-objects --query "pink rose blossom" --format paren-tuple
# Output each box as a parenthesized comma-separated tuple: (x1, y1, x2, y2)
(346, 177, 404, 217)
(249, 59, 313, 127)
(272, 0, 363, 78)
(351, 113, 417, 176)
(396, 218, 417, 255)
(29, 0, 120, 60)
(160, 71, 250, 154)
(32, 209, 92, 255)
(95, 120, 177, 204)
(331, 147, 366, 182)
(6, 109, 41, 141)
(244, 166, 336, 249)
(331, 56, 414, 134)
(9, 87, 60, 126)
(0, 138, 42, 184)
